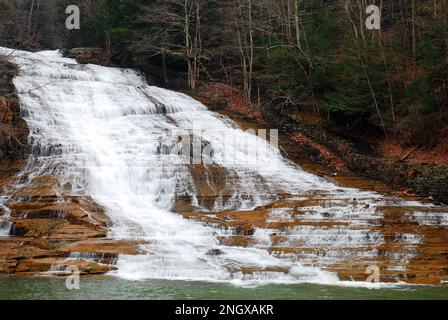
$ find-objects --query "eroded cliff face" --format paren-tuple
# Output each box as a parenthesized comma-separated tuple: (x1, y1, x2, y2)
(0, 59, 29, 177)
(1, 170, 146, 275)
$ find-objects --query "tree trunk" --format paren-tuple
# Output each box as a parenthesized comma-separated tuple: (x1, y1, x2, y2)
(162, 52, 169, 85)
(28, 0, 35, 35)
(411, 0, 417, 71)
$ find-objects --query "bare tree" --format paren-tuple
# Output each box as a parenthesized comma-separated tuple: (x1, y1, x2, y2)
(234, 0, 255, 104)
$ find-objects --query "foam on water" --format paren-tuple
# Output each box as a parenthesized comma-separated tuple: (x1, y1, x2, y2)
(2, 47, 444, 287)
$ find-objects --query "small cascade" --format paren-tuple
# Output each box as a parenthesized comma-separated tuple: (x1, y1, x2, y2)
(0, 197, 12, 236)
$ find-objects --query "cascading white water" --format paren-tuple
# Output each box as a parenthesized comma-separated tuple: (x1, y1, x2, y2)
(0, 197, 12, 236)
(4, 47, 444, 286)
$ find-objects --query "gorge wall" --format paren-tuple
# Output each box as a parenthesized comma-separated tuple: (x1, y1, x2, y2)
(0, 58, 29, 177)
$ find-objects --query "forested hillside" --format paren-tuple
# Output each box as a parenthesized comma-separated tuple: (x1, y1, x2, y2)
(1, 0, 448, 145)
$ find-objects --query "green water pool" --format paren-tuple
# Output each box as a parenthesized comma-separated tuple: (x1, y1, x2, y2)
(0, 276, 447, 300)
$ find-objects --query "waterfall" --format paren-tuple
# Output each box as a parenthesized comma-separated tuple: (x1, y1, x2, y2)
(4, 47, 443, 286)
(0, 197, 12, 236)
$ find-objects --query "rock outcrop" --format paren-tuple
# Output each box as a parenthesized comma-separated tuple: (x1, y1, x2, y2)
(67, 48, 110, 65)
(0, 174, 146, 276)
(0, 58, 29, 177)
(196, 83, 448, 204)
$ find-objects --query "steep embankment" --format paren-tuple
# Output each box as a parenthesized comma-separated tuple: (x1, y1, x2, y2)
(196, 83, 448, 205)
(1, 48, 448, 286)
(268, 111, 448, 205)
(0, 57, 28, 177)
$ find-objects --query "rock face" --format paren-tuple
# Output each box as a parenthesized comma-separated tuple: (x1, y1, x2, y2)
(67, 48, 109, 65)
(0, 97, 28, 158)
(176, 193, 448, 285)
(0, 174, 146, 276)
(261, 108, 448, 205)
(0, 59, 29, 177)
(197, 102, 448, 285)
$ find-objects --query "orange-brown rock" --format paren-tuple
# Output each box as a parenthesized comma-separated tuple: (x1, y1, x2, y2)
(68, 48, 109, 65)
(15, 258, 117, 275)
(59, 239, 146, 256)
(0, 95, 29, 174)
(0, 175, 142, 276)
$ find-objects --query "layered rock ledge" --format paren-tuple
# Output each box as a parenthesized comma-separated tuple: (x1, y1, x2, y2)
(0, 175, 146, 276)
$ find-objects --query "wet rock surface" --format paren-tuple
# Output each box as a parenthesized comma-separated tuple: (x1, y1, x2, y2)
(175, 191, 448, 285)
(67, 48, 109, 65)
(0, 59, 29, 178)
(193, 96, 448, 285)
(0, 175, 145, 276)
